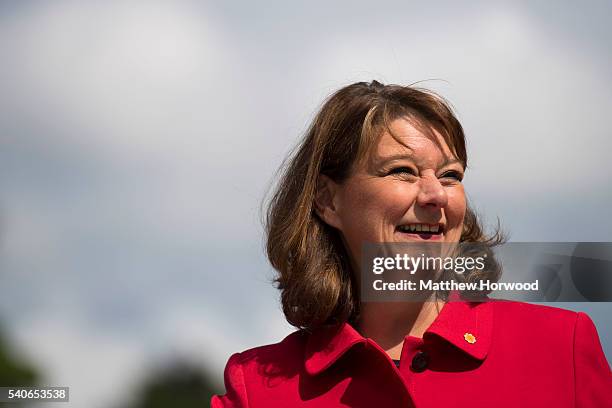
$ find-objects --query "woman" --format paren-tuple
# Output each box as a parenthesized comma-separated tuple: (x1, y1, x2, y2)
(211, 81, 612, 407)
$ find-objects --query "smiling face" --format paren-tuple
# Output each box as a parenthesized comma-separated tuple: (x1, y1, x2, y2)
(315, 116, 467, 270)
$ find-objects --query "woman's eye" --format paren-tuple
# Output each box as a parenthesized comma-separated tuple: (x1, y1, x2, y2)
(388, 167, 416, 176)
(440, 170, 464, 182)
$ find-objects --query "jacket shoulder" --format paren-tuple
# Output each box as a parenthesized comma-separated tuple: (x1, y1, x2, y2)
(212, 330, 309, 407)
(489, 299, 579, 321)
(487, 299, 589, 345)
(488, 299, 583, 337)
(230, 329, 308, 372)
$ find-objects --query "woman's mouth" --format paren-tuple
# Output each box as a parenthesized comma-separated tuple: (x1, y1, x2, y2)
(395, 223, 445, 241)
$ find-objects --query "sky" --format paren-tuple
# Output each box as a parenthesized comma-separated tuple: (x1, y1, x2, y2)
(0, 1, 611, 406)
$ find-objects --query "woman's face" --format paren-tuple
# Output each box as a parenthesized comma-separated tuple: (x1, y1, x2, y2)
(316, 117, 466, 267)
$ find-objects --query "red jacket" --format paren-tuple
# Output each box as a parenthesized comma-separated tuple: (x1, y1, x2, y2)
(211, 299, 612, 407)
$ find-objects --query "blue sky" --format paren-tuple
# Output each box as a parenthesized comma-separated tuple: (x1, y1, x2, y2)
(0, 1, 611, 406)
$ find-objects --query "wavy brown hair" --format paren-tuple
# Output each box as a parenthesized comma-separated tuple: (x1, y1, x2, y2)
(264, 80, 504, 331)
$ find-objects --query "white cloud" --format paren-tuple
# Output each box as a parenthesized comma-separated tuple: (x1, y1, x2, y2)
(1, 1, 231, 160)
(0, 3, 610, 407)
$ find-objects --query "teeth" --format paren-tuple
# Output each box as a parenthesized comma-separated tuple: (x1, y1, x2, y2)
(398, 224, 442, 233)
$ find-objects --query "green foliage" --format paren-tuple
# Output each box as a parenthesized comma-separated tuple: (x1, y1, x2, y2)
(0, 327, 39, 387)
(124, 360, 222, 408)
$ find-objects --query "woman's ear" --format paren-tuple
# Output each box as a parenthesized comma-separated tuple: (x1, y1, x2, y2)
(314, 174, 343, 230)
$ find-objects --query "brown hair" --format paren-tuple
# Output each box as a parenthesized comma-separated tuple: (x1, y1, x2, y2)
(264, 80, 504, 331)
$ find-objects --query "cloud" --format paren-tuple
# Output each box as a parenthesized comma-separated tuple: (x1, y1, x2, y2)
(0, 2, 610, 407)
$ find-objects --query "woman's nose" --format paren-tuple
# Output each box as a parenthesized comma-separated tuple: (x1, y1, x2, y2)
(416, 174, 448, 209)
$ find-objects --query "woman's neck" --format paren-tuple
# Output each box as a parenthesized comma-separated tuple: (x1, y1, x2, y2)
(355, 297, 446, 360)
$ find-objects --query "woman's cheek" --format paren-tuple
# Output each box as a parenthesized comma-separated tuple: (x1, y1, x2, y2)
(385, 182, 419, 208)
(446, 186, 467, 224)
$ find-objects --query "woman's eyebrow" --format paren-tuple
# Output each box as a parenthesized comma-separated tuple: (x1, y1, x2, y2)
(377, 153, 415, 163)
(439, 157, 463, 168)
(378, 154, 463, 168)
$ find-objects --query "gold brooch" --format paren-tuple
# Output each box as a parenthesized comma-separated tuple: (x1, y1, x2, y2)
(464, 332, 477, 344)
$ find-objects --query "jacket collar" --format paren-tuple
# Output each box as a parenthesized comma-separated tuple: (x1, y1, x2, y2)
(304, 320, 367, 376)
(304, 291, 493, 376)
